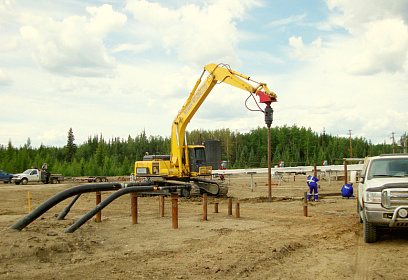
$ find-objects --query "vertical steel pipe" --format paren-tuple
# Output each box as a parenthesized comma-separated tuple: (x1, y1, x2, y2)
(303, 192, 308, 217)
(203, 193, 207, 221)
(171, 193, 178, 229)
(268, 126, 272, 201)
(95, 192, 102, 223)
(264, 103, 273, 202)
(228, 198, 232, 215)
(131, 193, 138, 225)
(214, 202, 219, 213)
(160, 195, 165, 217)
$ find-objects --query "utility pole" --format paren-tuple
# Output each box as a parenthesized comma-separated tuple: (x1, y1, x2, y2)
(226, 135, 229, 164)
(348, 130, 353, 159)
(391, 132, 395, 154)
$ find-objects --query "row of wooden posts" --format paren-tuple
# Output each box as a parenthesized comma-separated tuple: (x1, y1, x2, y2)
(94, 192, 240, 229)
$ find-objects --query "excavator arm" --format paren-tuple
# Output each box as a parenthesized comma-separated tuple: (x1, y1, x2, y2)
(171, 63, 277, 172)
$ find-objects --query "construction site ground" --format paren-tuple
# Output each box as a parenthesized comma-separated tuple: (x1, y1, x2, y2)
(1, 172, 408, 279)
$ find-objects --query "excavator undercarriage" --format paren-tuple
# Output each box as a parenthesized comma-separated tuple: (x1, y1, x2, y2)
(136, 176, 227, 197)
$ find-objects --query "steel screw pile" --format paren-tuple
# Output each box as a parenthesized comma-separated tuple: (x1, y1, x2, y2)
(131, 193, 138, 224)
(95, 192, 102, 223)
(171, 193, 178, 229)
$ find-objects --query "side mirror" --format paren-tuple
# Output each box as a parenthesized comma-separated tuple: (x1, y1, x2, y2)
(359, 177, 365, 184)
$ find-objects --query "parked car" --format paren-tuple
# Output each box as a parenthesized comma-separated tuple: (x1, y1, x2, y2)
(0, 170, 13, 183)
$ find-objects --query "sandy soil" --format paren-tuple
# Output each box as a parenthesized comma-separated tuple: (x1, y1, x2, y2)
(1, 173, 408, 280)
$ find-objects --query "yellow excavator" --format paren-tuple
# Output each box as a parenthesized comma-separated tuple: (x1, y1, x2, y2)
(134, 63, 277, 197)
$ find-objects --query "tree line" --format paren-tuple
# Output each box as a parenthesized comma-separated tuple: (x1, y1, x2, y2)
(0, 126, 405, 177)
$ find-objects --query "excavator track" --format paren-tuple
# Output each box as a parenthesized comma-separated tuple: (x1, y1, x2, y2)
(191, 177, 228, 197)
(218, 182, 229, 196)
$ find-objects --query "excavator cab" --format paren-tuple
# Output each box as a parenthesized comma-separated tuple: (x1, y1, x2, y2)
(187, 146, 212, 175)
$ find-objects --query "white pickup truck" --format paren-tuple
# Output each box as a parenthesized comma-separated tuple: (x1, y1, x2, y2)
(12, 168, 64, 185)
(357, 154, 408, 243)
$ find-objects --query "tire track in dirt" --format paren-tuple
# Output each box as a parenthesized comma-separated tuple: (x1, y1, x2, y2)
(354, 228, 371, 280)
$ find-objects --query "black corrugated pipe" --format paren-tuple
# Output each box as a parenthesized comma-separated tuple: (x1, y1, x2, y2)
(9, 182, 136, 231)
(64, 184, 191, 233)
(56, 194, 81, 220)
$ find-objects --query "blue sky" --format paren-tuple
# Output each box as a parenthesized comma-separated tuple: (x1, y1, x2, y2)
(1, 0, 408, 148)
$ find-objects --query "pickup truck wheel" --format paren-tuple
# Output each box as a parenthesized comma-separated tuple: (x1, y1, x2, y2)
(363, 214, 378, 243)
(21, 178, 28, 185)
(357, 200, 363, 223)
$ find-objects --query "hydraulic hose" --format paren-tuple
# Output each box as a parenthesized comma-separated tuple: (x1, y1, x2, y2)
(65, 184, 191, 233)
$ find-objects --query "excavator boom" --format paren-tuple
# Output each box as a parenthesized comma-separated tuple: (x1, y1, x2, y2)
(171, 63, 277, 172)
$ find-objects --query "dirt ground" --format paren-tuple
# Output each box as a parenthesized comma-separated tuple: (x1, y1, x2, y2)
(1, 172, 408, 280)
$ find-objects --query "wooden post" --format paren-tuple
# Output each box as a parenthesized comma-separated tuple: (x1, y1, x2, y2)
(214, 202, 219, 213)
(171, 193, 178, 229)
(95, 192, 102, 223)
(131, 193, 138, 224)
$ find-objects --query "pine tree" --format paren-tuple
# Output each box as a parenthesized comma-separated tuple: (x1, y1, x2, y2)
(65, 128, 77, 162)
(95, 141, 107, 166)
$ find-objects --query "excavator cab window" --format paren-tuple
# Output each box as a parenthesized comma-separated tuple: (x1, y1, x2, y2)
(188, 147, 207, 173)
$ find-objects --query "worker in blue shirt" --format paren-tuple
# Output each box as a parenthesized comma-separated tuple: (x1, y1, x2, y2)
(307, 175, 319, 201)
(341, 183, 354, 198)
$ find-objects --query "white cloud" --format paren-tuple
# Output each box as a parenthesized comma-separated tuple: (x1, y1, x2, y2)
(36, 129, 66, 146)
(0, 68, 11, 85)
(125, 0, 180, 27)
(86, 5, 127, 37)
(325, 0, 408, 75)
(0, 36, 19, 52)
(289, 36, 322, 60)
(346, 19, 408, 75)
(19, 4, 127, 77)
(0, 0, 16, 24)
(268, 14, 306, 28)
(111, 42, 152, 53)
(326, 0, 408, 32)
(125, 0, 260, 66)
